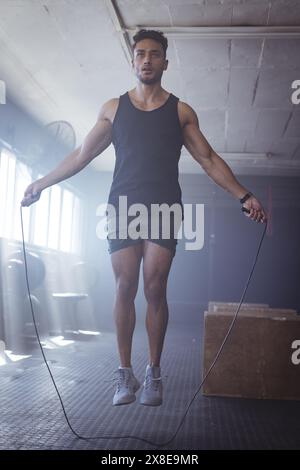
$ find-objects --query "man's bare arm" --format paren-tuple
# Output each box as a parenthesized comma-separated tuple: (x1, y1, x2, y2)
(21, 100, 115, 206)
(180, 102, 267, 223)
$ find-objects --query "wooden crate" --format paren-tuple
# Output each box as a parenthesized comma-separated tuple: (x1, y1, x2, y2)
(208, 301, 269, 313)
(203, 307, 300, 400)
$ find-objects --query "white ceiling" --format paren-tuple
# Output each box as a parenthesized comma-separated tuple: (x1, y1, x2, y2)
(0, 0, 300, 176)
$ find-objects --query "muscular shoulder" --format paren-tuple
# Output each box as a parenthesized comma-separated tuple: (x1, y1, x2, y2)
(178, 101, 199, 129)
(98, 98, 119, 124)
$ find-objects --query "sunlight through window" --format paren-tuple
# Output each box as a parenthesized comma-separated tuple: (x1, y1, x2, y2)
(0, 147, 83, 254)
(60, 189, 73, 252)
(13, 161, 31, 242)
(33, 174, 50, 248)
(48, 185, 62, 250)
(0, 149, 9, 237)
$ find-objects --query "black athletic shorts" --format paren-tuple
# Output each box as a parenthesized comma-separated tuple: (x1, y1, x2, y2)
(106, 212, 182, 257)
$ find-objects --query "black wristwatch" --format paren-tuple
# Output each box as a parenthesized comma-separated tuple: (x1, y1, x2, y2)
(239, 192, 253, 204)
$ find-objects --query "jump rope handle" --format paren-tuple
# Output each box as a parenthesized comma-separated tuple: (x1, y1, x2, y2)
(240, 193, 252, 215)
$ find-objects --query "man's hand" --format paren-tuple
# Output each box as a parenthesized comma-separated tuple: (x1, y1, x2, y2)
(21, 181, 43, 207)
(242, 195, 268, 224)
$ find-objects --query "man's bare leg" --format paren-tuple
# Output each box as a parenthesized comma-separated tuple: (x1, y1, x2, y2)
(142, 241, 174, 367)
(110, 243, 143, 367)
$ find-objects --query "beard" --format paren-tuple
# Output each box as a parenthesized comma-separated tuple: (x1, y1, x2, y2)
(137, 70, 163, 85)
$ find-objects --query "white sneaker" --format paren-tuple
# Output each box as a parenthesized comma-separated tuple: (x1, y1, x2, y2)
(113, 367, 140, 406)
(140, 365, 163, 406)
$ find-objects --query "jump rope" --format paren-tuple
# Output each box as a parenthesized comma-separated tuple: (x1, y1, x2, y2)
(19, 203, 267, 448)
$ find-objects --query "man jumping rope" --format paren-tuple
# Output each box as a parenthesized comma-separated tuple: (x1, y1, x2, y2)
(22, 29, 267, 407)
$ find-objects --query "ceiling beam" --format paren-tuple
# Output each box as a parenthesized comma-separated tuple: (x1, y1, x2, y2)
(127, 25, 300, 39)
(104, 0, 133, 64)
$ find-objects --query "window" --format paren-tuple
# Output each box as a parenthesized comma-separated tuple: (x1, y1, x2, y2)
(48, 185, 62, 250)
(0, 147, 83, 253)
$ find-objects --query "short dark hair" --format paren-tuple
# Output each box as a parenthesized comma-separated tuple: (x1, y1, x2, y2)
(132, 29, 168, 57)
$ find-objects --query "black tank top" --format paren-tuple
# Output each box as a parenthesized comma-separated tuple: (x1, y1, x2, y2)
(108, 91, 184, 215)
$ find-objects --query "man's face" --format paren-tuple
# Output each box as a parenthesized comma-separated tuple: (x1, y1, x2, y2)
(132, 38, 168, 85)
